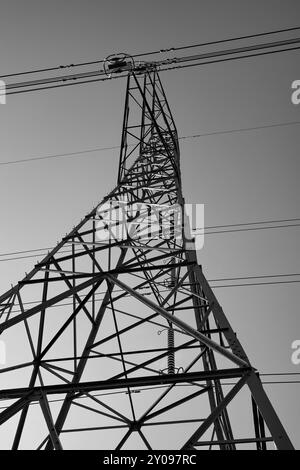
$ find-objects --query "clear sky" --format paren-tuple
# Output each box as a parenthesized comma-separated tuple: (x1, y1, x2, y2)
(0, 0, 299, 449)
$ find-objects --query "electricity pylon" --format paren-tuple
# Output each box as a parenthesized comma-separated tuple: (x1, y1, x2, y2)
(0, 64, 294, 450)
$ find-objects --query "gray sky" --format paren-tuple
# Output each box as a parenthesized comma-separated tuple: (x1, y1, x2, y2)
(0, 0, 299, 449)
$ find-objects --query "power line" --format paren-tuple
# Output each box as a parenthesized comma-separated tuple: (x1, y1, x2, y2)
(210, 273, 300, 282)
(211, 280, 300, 288)
(181, 121, 300, 141)
(195, 218, 300, 230)
(0, 250, 72, 263)
(0, 144, 120, 166)
(161, 44, 300, 72)
(261, 372, 300, 376)
(1, 120, 300, 167)
(5, 74, 112, 96)
(2, 25, 300, 80)
(0, 375, 299, 410)
(262, 381, 300, 384)
(0, 218, 299, 262)
(164, 26, 300, 53)
(0, 224, 298, 264)
(6, 43, 300, 96)
(1, 275, 299, 316)
(161, 37, 300, 68)
(3, 37, 300, 96)
(194, 223, 300, 235)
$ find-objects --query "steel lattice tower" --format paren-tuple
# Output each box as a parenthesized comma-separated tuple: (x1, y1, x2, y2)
(0, 67, 294, 450)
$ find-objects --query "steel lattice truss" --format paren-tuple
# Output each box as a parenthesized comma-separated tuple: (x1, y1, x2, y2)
(0, 70, 294, 450)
